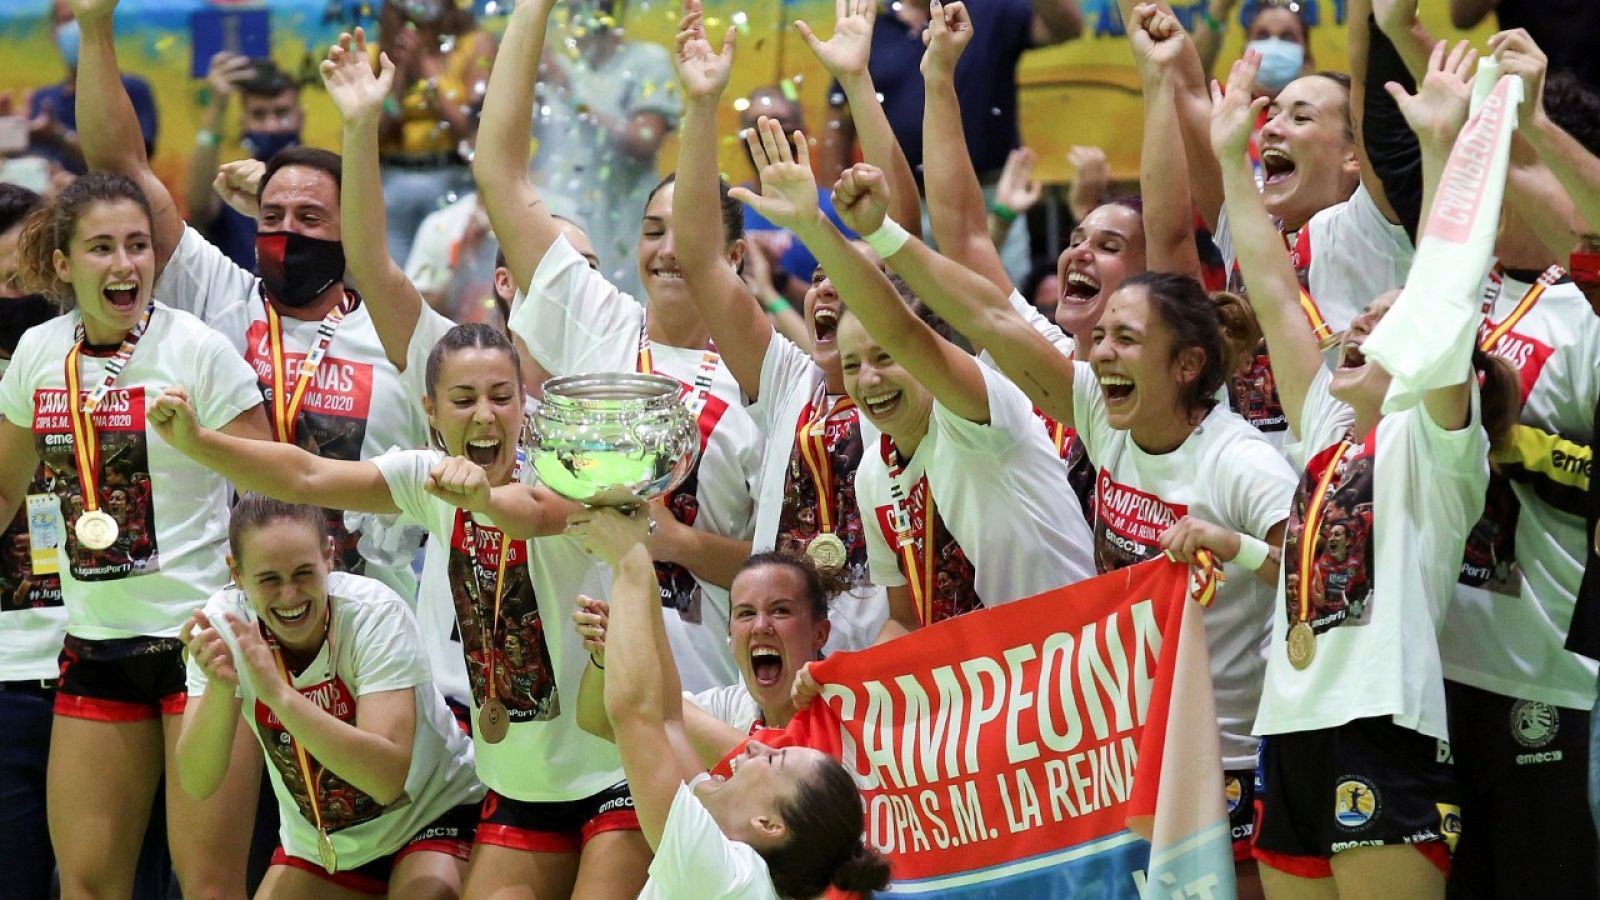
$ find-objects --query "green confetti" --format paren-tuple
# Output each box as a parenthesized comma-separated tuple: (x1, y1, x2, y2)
(780, 78, 798, 102)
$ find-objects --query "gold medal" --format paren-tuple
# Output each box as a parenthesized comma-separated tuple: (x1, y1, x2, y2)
(478, 698, 510, 743)
(1287, 621, 1316, 670)
(805, 532, 847, 574)
(316, 829, 337, 873)
(74, 510, 118, 551)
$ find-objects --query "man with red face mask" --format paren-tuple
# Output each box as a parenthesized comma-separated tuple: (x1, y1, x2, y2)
(68, 0, 454, 604)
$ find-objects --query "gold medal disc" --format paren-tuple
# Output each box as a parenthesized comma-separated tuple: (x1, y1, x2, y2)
(316, 830, 338, 873)
(1287, 621, 1316, 670)
(74, 510, 118, 551)
(805, 532, 848, 574)
(478, 698, 510, 744)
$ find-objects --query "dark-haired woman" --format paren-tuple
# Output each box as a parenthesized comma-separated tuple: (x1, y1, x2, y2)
(570, 508, 892, 900)
(150, 323, 656, 898)
(178, 495, 482, 898)
(1215, 47, 1520, 895)
(0, 170, 270, 897)
(475, 0, 762, 692)
(73, 6, 449, 598)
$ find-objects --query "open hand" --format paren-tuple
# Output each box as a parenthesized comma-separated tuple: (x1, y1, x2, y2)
(995, 147, 1042, 214)
(321, 28, 396, 124)
(673, 0, 736, 101)
(207, 52, 256, 99)
(796, 0, 876, 81)
(831, 163, 891, 236)
(727, 116, 821, 233)
(183, 609, 239, 687)
(1384, 39, 1477, 149)
(228, 616, 286, 700)
(1209, 52, 1269, 162)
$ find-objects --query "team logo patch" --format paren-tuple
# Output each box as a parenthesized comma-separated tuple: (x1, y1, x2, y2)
(1225, 774, 1243, 814)
(1334, 776, 1380, 831)
(1510, 700, 1559, 748)
(1437, 803, 1462, 854)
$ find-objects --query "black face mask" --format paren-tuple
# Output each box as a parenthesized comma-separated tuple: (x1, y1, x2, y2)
(0, 294, 58, 354)
(256, 230, 345, 309)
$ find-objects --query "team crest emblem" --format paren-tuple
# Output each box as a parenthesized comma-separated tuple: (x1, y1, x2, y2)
(1225, 775, 1243, 813)
(1437, 803, 1462, 853)
(1334, 777, 1379, 830)
(1510, 700, 1559, 748)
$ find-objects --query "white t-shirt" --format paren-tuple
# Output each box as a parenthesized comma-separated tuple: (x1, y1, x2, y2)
(0, 465, 68, 679)
(639, 777, 780, 900)
(508, 235, 763, 692)
(0, 306, 262, 640)
(1254, 368, 1488, 740)
(185, 573, 482, 869)
(746, 335, 886, 653)
(375, 448, 626, 801)
(414, 533, 471, 707)
(154, 224, 455, 596)
(854, 363, 1096, 621)
(1072, 362, 1296, 767)
(689, 683, 763, 736)
(1440, 275, 1600, 709)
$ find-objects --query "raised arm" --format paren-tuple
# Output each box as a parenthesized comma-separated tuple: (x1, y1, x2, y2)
(470, 0, 567, 293)
(149, 387, 399, 515)
(921, 0, 1011, 292)
(1210, 56, 1322, 433)
(1496, 29, 1600, 237)
(737, 122, 992, 424)
(70, 0, 183, 270)
(1131, 4, 1203, 279)
(802, 0, 921, 241)
(185, 53, 253, 227)
(323, 29, 422, 371)
(671, 0, 771, 398)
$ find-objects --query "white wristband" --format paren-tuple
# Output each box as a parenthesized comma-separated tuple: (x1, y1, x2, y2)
(861, 218, 911, 258)
(1232, 533, 1270, 572)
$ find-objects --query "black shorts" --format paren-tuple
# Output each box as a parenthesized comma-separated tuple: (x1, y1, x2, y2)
(270, 802, 479, 896)
(476, 782, 640, 854)
(1443, 680, 1600, 899)
(1226, 768, 1256, 862)
(55, 635, 186, 722)
(1252, 716, 1459, 879)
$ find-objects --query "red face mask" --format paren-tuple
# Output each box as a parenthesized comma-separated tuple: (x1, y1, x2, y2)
(1570, 251, 1600, 315)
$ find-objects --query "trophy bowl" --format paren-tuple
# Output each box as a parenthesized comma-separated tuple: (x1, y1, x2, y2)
(526, 373, 701, 508)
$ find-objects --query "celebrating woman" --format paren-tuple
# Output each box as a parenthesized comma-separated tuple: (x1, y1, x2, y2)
(178, 495, 482, 898)
(570, 508, 891, 899)
(150, 323, 657, 898)
(0, 171, 269, 898)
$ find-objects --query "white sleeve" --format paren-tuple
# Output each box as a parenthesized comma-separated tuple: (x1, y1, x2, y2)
(855, 464, 907, 588)
(1216, 435, 1298, 539)
(349, 596, 432, 694)
(400, 305, 456, 405)
(1069, 359, 1111, 464)
(154, 224, 257, 342)
(647, 781, 775, 894)
(1290, 367, 1355, 468)
(928, 363, 1036, 454)
(748, 335, 814, 432)
(372, 450, 443, 529)
(1404, 380, 1490, 519)
(0, 326, 46, 426)
(507, 235, 645, 377)
(1306, 185, 1414, 332)
(190, 325, 266, 430)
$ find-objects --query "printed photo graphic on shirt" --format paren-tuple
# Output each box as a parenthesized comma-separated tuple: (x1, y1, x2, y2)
(1458, 475, 1522, 595)
(1283, 439, 1376, 634)
(775, 398, 867, 586)
(1092, 471, 1188, 574)
(31, 387, 160, 582)
(1031, 409, 1097, 511)
(2, 468, 65, 612)
(651, 384, 732, 624)
(872, 478, 978, 624)
(254, 678, 387, 833)
(246, 321, 376, 576)
(448, 515, 559, 724)
(1228, 343, 1288, 434)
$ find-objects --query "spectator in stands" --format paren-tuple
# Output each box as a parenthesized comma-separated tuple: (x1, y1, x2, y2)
(26, 0, 156, 174)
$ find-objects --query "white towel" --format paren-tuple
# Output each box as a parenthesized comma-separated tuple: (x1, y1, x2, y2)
(1363, 60, 1525, 413)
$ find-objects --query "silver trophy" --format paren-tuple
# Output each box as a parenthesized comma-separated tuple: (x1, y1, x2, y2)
(526, 373, 701, 507)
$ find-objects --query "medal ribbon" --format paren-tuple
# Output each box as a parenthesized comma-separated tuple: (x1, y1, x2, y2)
(64, 303, 155, 519)
(264, 294, 350, 444)
(1295, 437, 1352, 625)
(796, 388, 856, 535)
(461, 512, 514, 706)
(264, 604, 336, 841)
(636, 328, 720, 417)
(1287, 229, 1337, 349)
(1478, 264, 1562, 353)
(883, 436, 936, 626)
